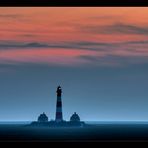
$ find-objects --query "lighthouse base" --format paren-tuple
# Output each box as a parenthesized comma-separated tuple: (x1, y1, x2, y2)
(30, 120, 85, 127)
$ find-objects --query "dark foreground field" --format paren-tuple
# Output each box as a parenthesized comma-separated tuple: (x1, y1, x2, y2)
(0, 123, 148, 141)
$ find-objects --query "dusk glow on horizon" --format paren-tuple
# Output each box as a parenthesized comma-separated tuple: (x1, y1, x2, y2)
(0, 7, 148, 121)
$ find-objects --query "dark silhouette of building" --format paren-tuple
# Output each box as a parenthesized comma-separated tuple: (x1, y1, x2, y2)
(55, 86, 63, 122)
(70, 112, 80, 122)
(30, 86, 85, 127)
(38, 112, 48, 122)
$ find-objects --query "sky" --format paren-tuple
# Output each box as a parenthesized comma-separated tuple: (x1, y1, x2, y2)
(0, 7, 148, 121)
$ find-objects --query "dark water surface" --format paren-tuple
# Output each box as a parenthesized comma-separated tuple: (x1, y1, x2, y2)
(0, 122, 148, 141)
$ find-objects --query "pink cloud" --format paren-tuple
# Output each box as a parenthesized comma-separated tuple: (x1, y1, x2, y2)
(0, 48, 99, 66)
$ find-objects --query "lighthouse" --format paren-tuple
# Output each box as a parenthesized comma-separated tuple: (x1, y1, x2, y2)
(55, 86, 63, 122)
(31, 85, 85, 127)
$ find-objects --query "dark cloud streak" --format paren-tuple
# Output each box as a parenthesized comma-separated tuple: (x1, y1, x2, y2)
(0, 41, 110, 51)
(0, 39, 148, 54)
(80, 23, 148, 35)
(78, 54, 148, 67)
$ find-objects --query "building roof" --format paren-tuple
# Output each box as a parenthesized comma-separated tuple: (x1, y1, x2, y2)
(70, 112, 80, 122)
(38, 112, 48, 122)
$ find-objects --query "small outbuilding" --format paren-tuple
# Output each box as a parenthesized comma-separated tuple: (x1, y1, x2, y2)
(70, 112, 80, 122)
(38, 112, 48, 122)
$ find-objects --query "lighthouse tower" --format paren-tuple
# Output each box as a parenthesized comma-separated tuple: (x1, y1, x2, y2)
(55, 86, 63, 122)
